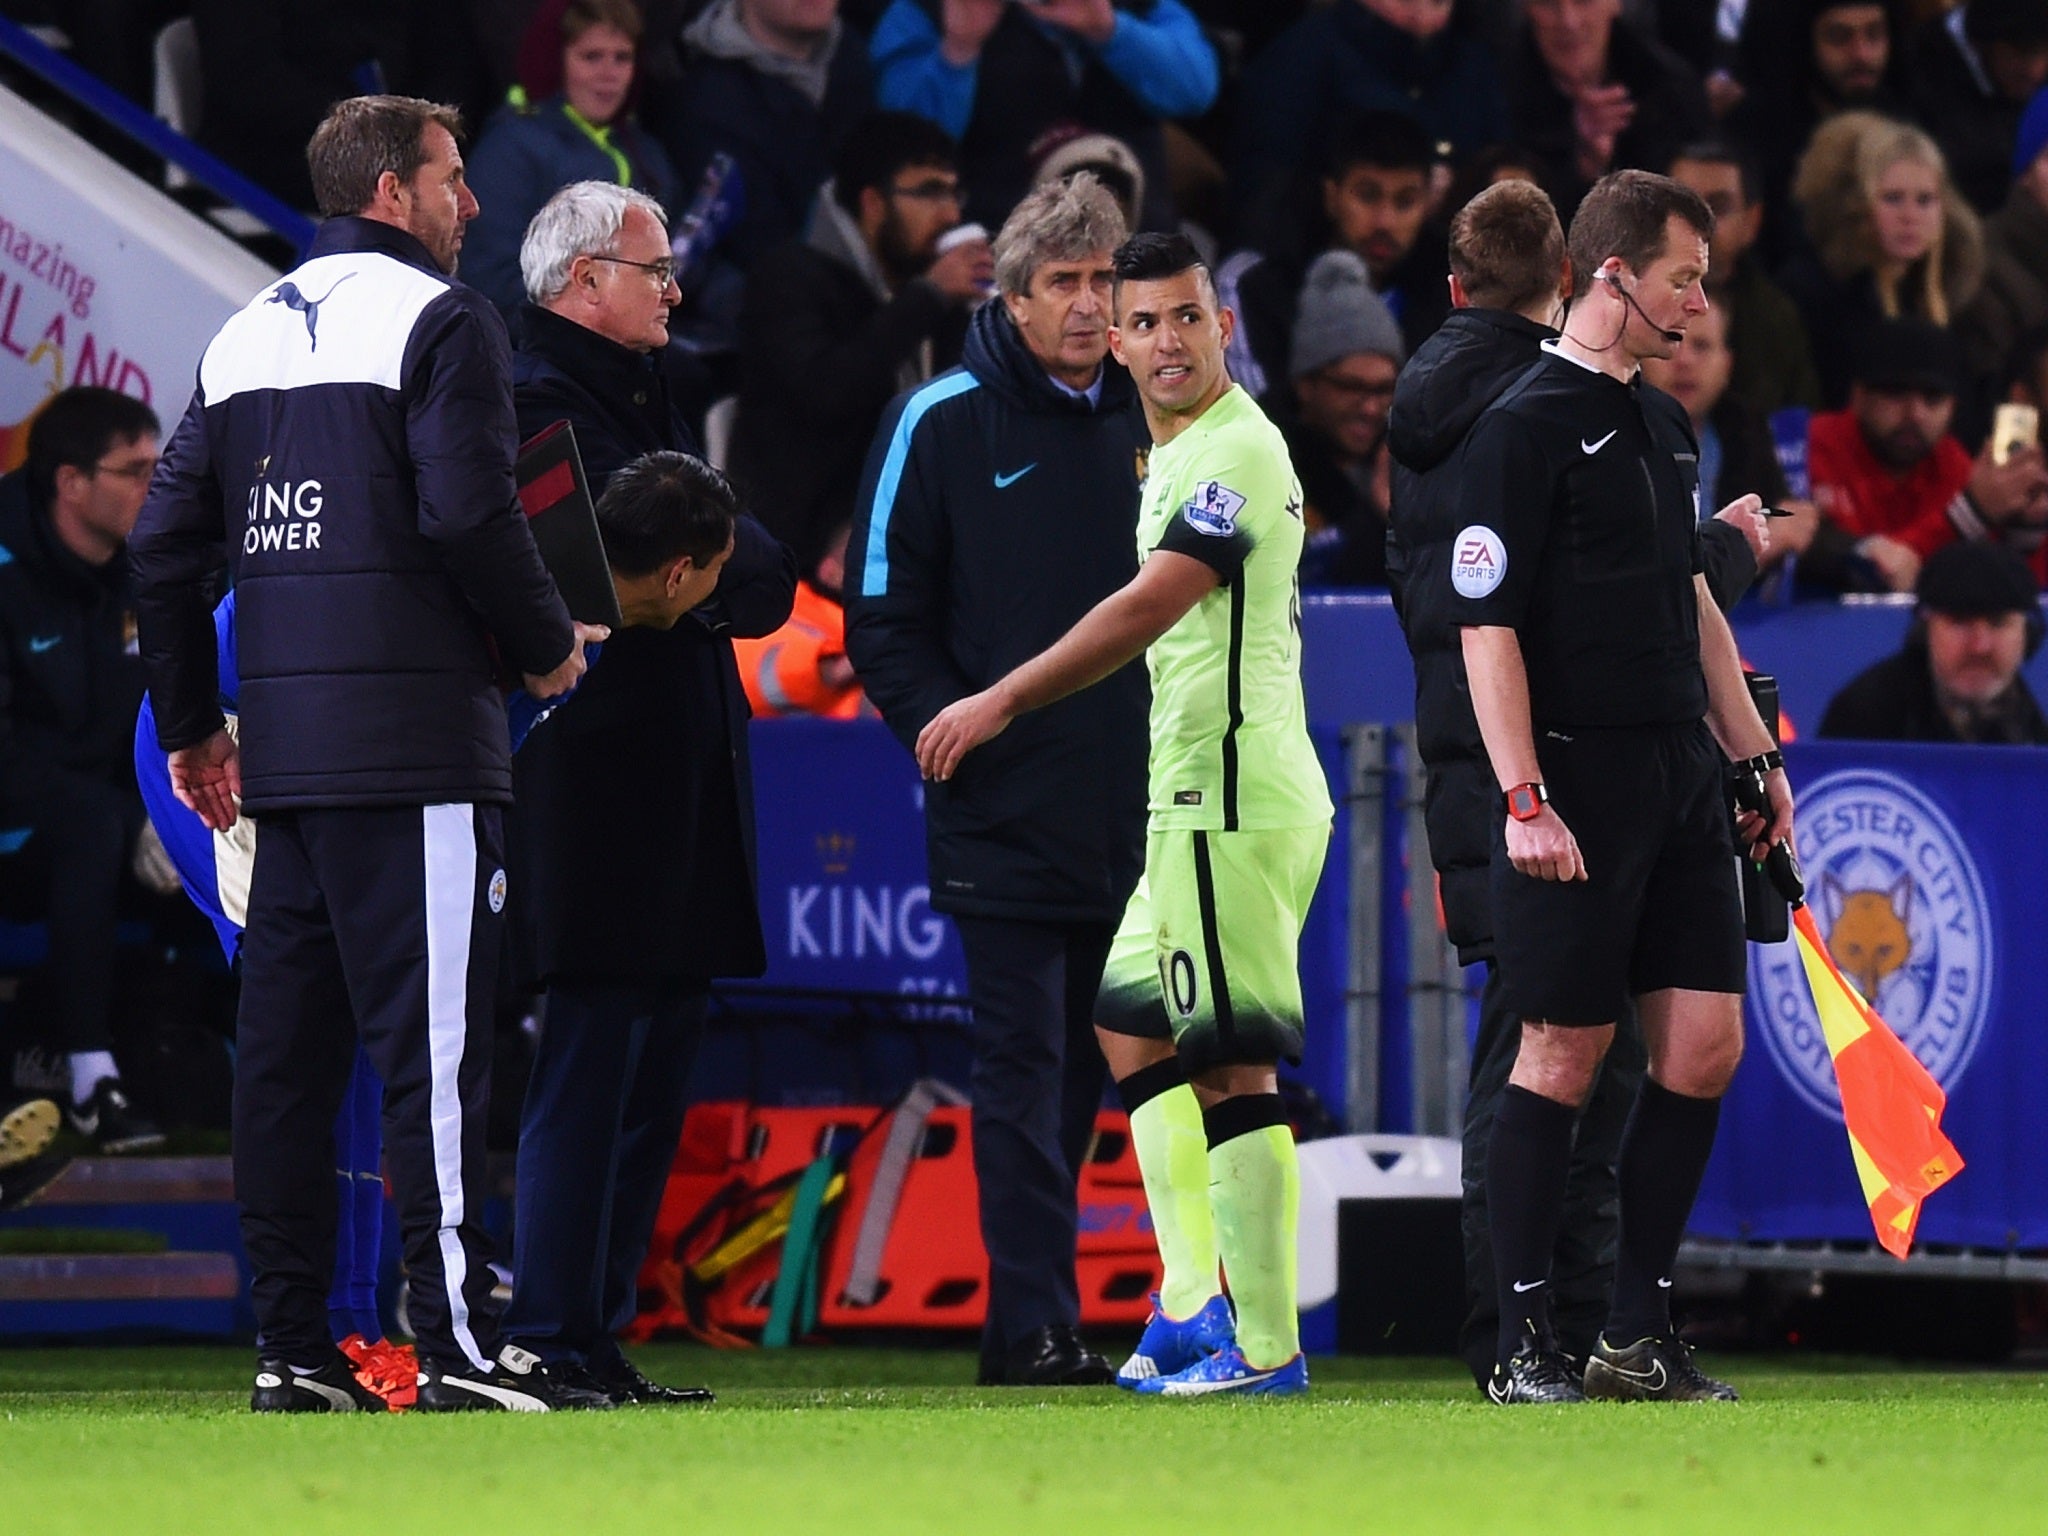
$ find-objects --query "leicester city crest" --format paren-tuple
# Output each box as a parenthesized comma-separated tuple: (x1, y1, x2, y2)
(1747, 769, 1993, 1120)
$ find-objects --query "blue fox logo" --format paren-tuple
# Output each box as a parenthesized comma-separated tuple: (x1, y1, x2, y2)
(266, 273, 354, 351)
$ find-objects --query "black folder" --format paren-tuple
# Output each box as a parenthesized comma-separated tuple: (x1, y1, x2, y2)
(515, 419, 623, 629)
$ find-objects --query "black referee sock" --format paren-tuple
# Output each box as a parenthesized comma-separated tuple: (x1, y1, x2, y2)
(1488, 1084, 1578, 1365)
(1606, 1078, 1723, 1346)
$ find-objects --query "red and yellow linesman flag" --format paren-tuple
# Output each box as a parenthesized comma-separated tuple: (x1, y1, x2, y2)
(1790, 904, 1964, 1258)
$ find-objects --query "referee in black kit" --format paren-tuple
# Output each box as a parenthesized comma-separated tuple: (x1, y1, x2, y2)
(1450, 170, 1793, 1405)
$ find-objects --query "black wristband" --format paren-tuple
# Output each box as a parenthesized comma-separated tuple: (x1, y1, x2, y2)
(1736, 749, 1784, 777)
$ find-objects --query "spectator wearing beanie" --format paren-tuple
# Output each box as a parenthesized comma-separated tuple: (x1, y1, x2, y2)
(1819, 539, 2048, 743)
(1280, 250, 1404, 587)
(1806, 318, 2048, 594)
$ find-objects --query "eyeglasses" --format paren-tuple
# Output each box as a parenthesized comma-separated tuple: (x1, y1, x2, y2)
(91, 456, 158, 483)
(591, 254, 678, 287)
(890, 178, 962, 205)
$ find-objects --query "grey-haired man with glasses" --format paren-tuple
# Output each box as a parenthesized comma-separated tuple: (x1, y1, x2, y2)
(511, 181, 715, 486)
(496, 178, 796, 1406)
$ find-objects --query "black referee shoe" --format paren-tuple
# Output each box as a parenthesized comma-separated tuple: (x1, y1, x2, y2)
(589, 1354, 715, 1406)
(251, 1354, 388, 1413)
(416, 1346, 613, 1412)
(1583, 1334, 1739, 1402)
(1486, 1333, 1587, 1404)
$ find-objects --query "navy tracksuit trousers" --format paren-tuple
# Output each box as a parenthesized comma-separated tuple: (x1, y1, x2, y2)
(234, 803, 506, 1373)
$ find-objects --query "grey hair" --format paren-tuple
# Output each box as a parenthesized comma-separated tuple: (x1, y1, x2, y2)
(992, 171, 1129, 297)
(520, 180, 669, 303)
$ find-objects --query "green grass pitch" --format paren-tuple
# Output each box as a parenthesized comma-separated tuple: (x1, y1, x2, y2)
(5, 1345, 2045, 1535)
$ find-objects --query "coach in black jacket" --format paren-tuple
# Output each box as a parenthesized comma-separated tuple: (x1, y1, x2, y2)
(132, 97, 595, 1414)
(1386, 181, 1760, 1391)
(847, 174, 1146, 1386)
(500, 181, 796, 1406)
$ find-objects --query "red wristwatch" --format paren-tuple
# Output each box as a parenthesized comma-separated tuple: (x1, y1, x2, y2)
(1504, 782, 1550, 822)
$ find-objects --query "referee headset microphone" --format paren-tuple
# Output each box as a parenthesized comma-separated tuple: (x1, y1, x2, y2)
(1601, 267, 1685, 346)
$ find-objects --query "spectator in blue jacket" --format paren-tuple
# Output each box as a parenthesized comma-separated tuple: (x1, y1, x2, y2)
(464, 0, 678, 315)
(1233, 0, 1508, 210)
(871, 0, 1216, 230)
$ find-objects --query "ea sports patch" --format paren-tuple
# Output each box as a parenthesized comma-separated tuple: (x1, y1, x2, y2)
(1450, 525, 1507, 599)
(1182, 481, 1247, 537)
(488, 868, 508, 914)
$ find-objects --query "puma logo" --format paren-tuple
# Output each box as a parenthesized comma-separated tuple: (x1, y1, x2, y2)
(1822, 872, 1912, 1004)
(266, 273, 354, 351)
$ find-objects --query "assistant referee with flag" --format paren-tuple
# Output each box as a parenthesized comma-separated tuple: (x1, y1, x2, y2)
(1452, 171, 1793, 1405)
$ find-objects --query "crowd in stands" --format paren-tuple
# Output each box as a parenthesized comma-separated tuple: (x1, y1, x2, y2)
(11, 0, 2048, 728)
(61, 3, 2048, 598)
(0, 0, 2044, 1194)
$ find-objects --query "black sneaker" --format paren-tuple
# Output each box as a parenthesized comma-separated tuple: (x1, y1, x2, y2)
(0, 1094, 60, 1170)
(1583, 1334, 1739, 1402)
(1486, 1333, 1588, 1404)
(415, 1346, 614, 1412)
(251, 1354, 389, 1413)
(67, 1080, 165, 1154)
(589, 1354, 715, 1407)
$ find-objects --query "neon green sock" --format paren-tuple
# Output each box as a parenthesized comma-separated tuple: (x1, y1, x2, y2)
(1128, 1083, 1218, 1318)
(1209, 1122, 1300, 1368)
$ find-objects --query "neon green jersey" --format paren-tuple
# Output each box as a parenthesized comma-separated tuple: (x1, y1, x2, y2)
(1137, 385, 1333, 832)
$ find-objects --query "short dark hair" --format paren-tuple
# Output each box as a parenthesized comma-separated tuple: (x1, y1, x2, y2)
(24, 386, 159, 508)
(1567, 170, 1714, 293)
(1449, 179, 1565, 314)
(832, 111, 959, 215)
(596, 451, 738, 576)
(1668, 139, 1765, 207)
(307, 95, 465, 219)
(1111, 231, 1214, 315)
(1324, 109, 1436, 180)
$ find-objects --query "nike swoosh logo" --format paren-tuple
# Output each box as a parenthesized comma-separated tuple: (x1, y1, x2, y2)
(1602, 1358, 1668, 1392)
(1581, 430, 1618, 455)
(29, 635, 60, 653)
(994, 464, 1038, 489)
(1656, 1277, 1674, 1289)
(1511, 1279, 1546, 1293)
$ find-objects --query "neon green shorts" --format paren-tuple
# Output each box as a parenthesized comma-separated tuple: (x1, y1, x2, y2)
(1094, 824, 1328, 1074)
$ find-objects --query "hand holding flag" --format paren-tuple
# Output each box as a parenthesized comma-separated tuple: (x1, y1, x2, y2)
(1738, 785, 1965, 1258)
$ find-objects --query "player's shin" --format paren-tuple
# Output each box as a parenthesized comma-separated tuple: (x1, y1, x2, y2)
(1204, 1093, 1299, 1368)
(1118, 1057, 1220, 1317)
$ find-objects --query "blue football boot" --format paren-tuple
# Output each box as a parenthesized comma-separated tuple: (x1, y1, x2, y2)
(1115, 1291, 1236, 1389)
(1134, 1343, 1309, 1398)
